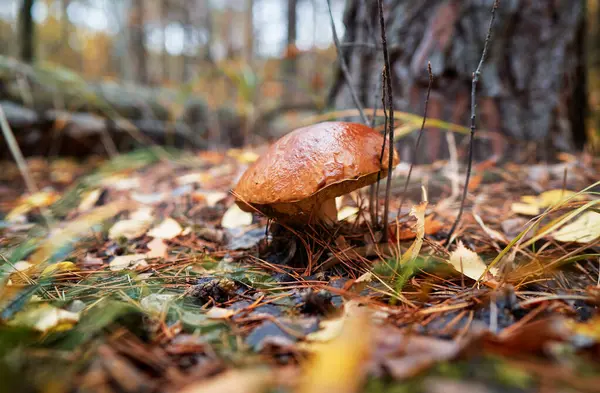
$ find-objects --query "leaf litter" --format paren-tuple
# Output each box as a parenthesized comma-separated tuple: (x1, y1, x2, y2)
(0, 149, 599, 392)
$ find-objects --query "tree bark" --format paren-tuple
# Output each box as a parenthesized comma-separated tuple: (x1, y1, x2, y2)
(19, 0, 36, 63)
(329, 0, 587, 162)
(129, 0, 148, 85)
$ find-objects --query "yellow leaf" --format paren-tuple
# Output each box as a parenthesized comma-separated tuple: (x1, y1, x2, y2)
(448, 241, 498, 282)
(77, 189, 102, 212)
(551, 211, 600, 243)
(513, 190, 580, 216)
(6, 191, 59, 222)
(221, 204, 253, 229)
(29, 201, 131, 265)
(227, 148, 259, 164)
(297, 303, 371, 393)
(398, 201, 427, 265)
(9, 304, 79, 333)
(511, 202, 540, 216)
(41, 261, 78, 277)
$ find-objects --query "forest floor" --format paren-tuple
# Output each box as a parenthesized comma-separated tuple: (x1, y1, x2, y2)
(0, 148, 599, 393)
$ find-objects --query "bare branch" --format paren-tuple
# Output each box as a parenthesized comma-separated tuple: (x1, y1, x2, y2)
(377, 0, 395, 241)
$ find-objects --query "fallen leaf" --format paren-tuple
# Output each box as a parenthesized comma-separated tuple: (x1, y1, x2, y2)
(297, 304, 371, 393)
(177, 172, 212, 186)
(140, 293, 176, 315)
(206, 306, 236, 319)
(512, 189, 580, 216)
(227, 148, 259, 164)
(192, 190, 228, 207)
(551, 211, 600, 243)
(397, 201, 428, 265)
(177, 369, 274, 393)
(108, 208, 154, 240)
(9, 304, 79, 332)
(41, 261, 78, 277)
(131, 191, 167, 205)
(511, 202, 541, 216)
(337, 205, 359, 222)
(374, 327, 462, 380)
(109, 254, 148, 271)
(147, 217, 182, 239)
(448, 241, 498, 282)
(29, 201, 132, 265)
(146, 238, 168, 258)
(221, 204, 253, 229)
(78, 189, 102, 212)
(6, 191, 59, 222)
(394, 215, 443, 241)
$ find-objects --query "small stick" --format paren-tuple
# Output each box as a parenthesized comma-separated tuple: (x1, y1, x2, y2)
(445, 0, 499, 246)
(397, 62, 433, 218)
(377, 0, 395, 241)
(326, 0, 368, 125)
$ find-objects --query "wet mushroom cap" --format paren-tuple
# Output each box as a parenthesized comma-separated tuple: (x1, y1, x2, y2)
(233, 121, 400, 220)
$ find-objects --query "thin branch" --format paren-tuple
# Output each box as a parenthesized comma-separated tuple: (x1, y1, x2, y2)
(377, 0, 395, 241)
(374, 73, 389, 228)
(326, 0, 368, 125)
(445, 0, 500, 246)
(398, 62, 433, 218)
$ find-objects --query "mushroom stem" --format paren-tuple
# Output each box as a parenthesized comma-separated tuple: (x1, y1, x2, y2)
(314, 198, 338, 225)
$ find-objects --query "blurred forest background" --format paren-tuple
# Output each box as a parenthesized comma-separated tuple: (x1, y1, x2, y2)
(0, 0, 599, 161)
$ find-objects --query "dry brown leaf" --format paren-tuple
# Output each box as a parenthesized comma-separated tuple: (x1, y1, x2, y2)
(177, 369, 274, 393)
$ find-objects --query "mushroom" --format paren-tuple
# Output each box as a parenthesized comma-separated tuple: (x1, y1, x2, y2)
(233, 121, 400, 225)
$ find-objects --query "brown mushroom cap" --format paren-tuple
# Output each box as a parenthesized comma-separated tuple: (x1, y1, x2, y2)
(233, 121, 400, 222)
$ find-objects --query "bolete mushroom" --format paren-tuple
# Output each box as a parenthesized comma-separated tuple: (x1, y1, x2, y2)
(233, 121, 400, 225)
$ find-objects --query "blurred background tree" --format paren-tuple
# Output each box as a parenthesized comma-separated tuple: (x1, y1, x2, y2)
(0, 0, 598, 159)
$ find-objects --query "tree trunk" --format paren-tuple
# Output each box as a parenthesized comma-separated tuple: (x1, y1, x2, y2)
(329, 0, 587, 162)
(19, 0, 36, 63)
(160, 0, 169, 83)
(129, 0, 148, 85)
(284, 0, 298, 103)
(244, 0, 254, 65)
